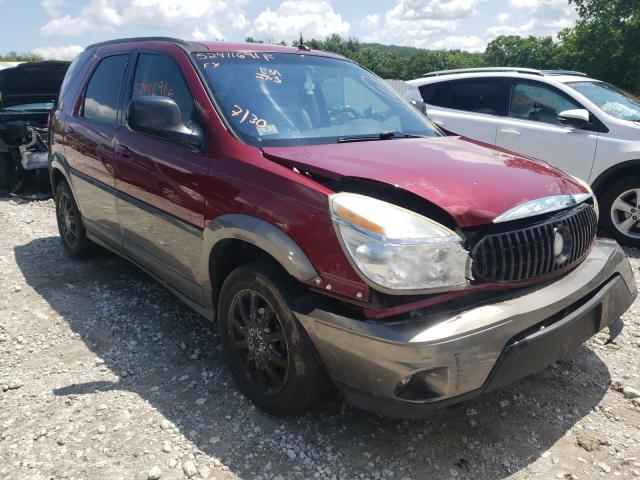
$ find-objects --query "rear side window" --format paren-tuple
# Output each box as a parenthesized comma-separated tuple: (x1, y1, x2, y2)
(510, 81, 581, 125)
(131, 53, 194, 124)
(426, 79, 504, 115)
(83, 55, 128, 126)
(418, 83, 438, 104)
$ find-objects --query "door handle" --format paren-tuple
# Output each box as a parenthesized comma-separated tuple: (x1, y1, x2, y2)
(499, 128, 521, 136)
(115, 145, 131, 158)
(64, 126, 75, 139)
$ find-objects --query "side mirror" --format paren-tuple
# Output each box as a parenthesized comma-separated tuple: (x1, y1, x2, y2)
(558, 108, 590, 129)
(126, 96, 205, 151)
(410, 99, 427, 114)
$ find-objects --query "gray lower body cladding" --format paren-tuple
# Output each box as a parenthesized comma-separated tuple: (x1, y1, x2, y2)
(294, 239, 637, 418)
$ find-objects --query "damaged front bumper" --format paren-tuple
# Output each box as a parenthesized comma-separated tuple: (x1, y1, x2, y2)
(18, 126, 49, 171)
(295, 239, 637, 418)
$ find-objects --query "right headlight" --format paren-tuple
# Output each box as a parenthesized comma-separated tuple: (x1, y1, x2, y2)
(329, 193, 471, 293)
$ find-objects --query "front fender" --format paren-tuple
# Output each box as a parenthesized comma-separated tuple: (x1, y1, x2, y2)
(197, 213, 319, 292)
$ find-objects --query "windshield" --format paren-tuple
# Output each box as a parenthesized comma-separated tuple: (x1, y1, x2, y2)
(192, 51, 441, 146)
(567, 81, 640, 121)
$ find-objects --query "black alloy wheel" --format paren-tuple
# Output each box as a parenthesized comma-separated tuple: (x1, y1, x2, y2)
(227, 289, 289, 394)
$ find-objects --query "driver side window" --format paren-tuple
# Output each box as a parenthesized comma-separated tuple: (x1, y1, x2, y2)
(131, 53, 194, 125)
(510, 82, 581, 125)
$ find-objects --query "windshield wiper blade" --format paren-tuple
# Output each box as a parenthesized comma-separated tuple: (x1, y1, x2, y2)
(337, 130, 423, 143)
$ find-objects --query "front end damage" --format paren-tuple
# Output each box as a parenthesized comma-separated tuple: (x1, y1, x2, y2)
(294, 239, 636, 418)
(0, 115, 50, 194)
(0, 60, 69, 196)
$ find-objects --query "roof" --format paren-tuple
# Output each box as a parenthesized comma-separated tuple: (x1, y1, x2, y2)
(198, 41, 346, 59)
(408, 68, 595, 87)
(85, 37, 346, 60)
(421, 67, 587, 78)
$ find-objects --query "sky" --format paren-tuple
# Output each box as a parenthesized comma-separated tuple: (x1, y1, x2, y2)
(0, 0, 579, 60)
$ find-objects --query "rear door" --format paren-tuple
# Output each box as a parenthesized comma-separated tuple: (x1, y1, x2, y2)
(113, 49, 210, 303)
(419, 77, 508, 143)
(496, 80, 598, 180)
(64, 53, 129, 247)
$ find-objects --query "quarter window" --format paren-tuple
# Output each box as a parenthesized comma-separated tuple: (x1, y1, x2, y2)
(83, 55, 128, 126)
(131, 53, 194, 124)
(509, 82, 581, 125)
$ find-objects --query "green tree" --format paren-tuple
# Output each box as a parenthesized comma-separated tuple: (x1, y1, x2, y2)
(562, 0, 640, 92)
(0, 51, 43, 62)
(484, 35, 564, 69)
(352, 48, 405, 79)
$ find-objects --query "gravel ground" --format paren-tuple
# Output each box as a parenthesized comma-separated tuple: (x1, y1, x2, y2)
(1, 197, 639, 480)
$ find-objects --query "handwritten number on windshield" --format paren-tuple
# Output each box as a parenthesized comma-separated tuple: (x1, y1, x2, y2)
(231, 104, 268, 128)
(256, 67, 282, 84)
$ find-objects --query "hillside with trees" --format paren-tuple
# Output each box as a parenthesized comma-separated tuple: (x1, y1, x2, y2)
(248, 0, 639, 93)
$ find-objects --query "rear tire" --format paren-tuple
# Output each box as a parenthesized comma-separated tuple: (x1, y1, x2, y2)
(218, 260, 332, 416)
(600, 176, 640, 248)
(55, 181, 93, 258)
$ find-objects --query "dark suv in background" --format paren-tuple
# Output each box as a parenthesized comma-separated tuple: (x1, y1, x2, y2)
(49, 37, 636, 418)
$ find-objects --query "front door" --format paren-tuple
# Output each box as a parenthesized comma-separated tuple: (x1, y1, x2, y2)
(113, 51, 210, 303)
(496, 80, 598, 181)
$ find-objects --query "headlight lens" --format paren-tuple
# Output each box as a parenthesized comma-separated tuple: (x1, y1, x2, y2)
(571, 175, 599, 220)
(329, 193, 471, 292)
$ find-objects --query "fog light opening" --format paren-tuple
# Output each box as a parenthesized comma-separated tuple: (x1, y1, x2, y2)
(394, 367, 450, 402)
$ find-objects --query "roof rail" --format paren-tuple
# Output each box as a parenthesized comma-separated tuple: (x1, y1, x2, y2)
(85, 36, 204, 52)
(540, 70, 588, 77)
(423, 67, 543, 77)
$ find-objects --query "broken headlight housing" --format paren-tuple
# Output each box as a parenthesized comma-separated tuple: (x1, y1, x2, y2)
(329, 193, 471, 293)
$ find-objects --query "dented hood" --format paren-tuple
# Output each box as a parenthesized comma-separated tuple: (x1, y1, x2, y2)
(263, 136, 587, 227)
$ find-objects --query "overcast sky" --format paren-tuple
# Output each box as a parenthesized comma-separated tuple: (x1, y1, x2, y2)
(0, 0, 579, 60)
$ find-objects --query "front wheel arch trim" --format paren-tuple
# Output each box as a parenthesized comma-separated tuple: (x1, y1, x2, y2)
(199, 214, 319, 293)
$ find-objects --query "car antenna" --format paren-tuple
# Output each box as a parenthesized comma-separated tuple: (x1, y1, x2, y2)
(298, 33, 311, 51)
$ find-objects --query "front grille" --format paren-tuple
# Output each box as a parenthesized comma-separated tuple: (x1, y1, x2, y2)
(471, 204, 598, 283)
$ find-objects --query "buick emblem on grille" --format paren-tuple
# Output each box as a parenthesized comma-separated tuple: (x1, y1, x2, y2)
(553, 225, 572, 264)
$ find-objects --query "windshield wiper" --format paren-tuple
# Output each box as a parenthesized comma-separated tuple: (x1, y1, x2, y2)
(337, 130, 423, 143)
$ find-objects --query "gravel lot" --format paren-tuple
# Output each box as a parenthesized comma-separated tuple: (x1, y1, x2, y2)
(1, 197, 639, 480)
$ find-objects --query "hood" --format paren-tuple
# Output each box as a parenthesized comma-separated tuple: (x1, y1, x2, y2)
(0, 61, 70, 109)
(263, 136, 587, 228)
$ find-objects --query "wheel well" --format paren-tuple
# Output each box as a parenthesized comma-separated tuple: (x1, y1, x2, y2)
(209, 239, 293, 311)
(592, 161, 640, 198)
(51, 168, 66, 191)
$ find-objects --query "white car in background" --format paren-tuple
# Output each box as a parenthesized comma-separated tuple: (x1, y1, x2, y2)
(406, 67, 640, 247)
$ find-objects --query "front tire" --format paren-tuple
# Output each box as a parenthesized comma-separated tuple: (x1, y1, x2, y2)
(601, 176, 640, 247)
(218, 261, 332, 416)
(55, 181, 93, 258)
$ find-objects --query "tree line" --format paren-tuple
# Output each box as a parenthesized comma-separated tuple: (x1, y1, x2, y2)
(249, 0, 639, 94)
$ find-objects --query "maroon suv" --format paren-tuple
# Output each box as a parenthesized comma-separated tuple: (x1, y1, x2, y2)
(49, 37, 636, 418)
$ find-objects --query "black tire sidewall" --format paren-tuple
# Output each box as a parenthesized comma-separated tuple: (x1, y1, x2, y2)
(55, 181, 90, 258)
(218, 262, 332, 416)
(600, 176, 640, 247)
